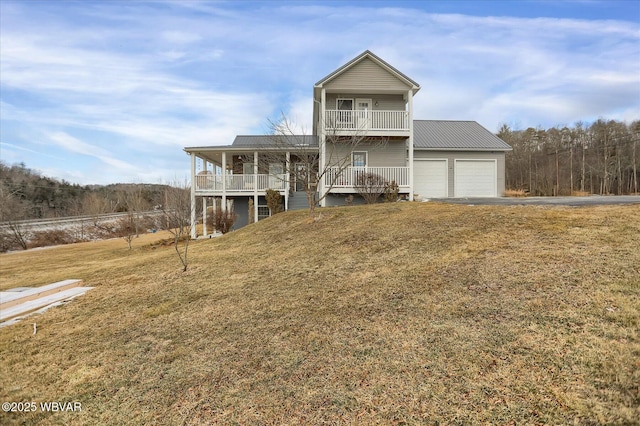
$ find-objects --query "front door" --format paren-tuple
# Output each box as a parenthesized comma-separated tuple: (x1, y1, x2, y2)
(355, 98, 372, 130)
(294, 163, 307, 192)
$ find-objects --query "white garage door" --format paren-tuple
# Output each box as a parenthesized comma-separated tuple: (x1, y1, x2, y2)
(455, 159, 496, 197)
(414, 159, 448, 198)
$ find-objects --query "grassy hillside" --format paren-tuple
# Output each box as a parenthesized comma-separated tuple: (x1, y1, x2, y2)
(1, 203, 638, 424)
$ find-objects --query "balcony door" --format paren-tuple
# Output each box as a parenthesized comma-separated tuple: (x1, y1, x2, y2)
(269, 163, 283, 189)
(355, 98, 372, 130)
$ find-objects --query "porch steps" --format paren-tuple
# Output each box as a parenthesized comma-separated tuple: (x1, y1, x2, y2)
(288, 192, 310, 211)
(0, 279, 93, 322)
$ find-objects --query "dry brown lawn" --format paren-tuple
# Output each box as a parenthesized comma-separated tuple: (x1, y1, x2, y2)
(0, 203, 638, 425)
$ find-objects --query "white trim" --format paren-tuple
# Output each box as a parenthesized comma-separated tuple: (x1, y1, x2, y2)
(414, 158, 448, 198)
(285, 151, 290, 211)
(407, 89, 414, 201)
(221, 151, 227, 212)
(202, 197, 207, 237)
(190, 153, 197, 239)
(319, 88, 326, 207)
(454, 159, 497, 197)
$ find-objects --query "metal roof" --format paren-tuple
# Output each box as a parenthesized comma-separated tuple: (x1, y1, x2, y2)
(232, 135, 319, 148)
(413, 120, 512, 151)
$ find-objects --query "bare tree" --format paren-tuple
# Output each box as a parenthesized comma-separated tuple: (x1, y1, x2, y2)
(247, 114, 387, 219)
(0, 183, 31, 250)
(209, 204, 237, 234)
(83, 192, 112, 226)
(504, 120, 639, 196)
(116, 211, 136, 250)
(120, 185, 149, 237)
(160, 180, 194, 272)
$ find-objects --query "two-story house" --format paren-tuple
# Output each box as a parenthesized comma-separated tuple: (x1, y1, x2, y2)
(184, 51, 511, 235)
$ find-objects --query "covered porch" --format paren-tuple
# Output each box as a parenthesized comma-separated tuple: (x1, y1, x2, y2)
(185, 145, 310, 238)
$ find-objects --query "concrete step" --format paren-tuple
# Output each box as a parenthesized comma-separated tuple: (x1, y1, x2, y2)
(0, 286, 94, 322)
(0, 279, 83, 310)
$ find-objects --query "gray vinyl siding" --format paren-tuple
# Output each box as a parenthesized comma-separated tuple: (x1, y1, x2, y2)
(323, 57, 412, 92)
(232, 197, 249, 229)
(326, 93, 406, 111)
(327, 139, 407, 167)
(414, 150, 506, 197)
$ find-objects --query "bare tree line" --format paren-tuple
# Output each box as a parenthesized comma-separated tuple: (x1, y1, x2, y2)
(499, 119, 639, 196)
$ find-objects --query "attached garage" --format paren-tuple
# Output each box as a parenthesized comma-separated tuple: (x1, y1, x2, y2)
(414, 159, 447, 198)
(454, 159, 497, 197)
(413, 120, 511, 198)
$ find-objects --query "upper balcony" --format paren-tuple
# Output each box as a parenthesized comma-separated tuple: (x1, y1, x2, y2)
(324, 109, 409, 136)
(195, 173, 287, 195)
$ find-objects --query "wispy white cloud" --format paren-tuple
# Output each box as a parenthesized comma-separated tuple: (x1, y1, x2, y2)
(162, 30, 202, 44)
(1, 0, 638, 184)
(48, 132, 137, 171)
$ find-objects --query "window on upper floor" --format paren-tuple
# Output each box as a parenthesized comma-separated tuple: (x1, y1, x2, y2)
(337, 98, 353, 110)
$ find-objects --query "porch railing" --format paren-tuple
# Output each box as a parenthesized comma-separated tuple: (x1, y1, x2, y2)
(324, 110, 409, 131)
(325, 167, 410, 188)
(195, 174, 287, 192)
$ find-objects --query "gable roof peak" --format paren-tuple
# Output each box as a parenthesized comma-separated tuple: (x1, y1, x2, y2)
(314, 50, 420, 92)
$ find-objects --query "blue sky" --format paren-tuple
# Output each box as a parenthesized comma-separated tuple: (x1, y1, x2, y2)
(1, 0, 639, 185)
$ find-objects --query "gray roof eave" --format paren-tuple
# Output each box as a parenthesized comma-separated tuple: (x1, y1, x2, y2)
(184, 145, 319, 153)
(413, 146, 512, 152)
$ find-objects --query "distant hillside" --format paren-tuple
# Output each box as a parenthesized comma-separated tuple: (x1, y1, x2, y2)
(0, 161, 166, 219)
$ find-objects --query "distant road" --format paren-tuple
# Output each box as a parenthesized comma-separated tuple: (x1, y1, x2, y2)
(431, 195, 640, 206)
(0, 211, 161, 232)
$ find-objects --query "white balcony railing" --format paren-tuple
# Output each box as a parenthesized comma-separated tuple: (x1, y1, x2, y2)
(195, 174, 287, 192)
(326, 167, 410, 188)
(325, 110, 409, 132)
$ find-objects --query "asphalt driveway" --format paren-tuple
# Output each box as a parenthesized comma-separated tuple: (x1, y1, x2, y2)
(429, 195, 640, 206)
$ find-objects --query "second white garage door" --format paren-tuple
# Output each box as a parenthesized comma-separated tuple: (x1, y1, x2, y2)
(414, 159, 448, 198)
(454, 159, 496, 197)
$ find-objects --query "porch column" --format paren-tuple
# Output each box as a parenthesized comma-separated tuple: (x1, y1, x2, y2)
(285, 151, 290, 211)
(221, 151, 227, 212)
(254, 151, 258, 190)
(319, 87, 327, 207)
(407, 90, 414, 201)
(254, 193, 259, 223)
(254, 151, 259, 223)
(202, 197, 207, 237)
(190, 153, 197, 239)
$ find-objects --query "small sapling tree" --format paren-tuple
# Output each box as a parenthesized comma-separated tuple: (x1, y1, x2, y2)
(160, 180, 193, 272)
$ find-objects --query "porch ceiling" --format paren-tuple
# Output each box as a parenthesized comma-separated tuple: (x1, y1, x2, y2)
(186, 147, 319, 166)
